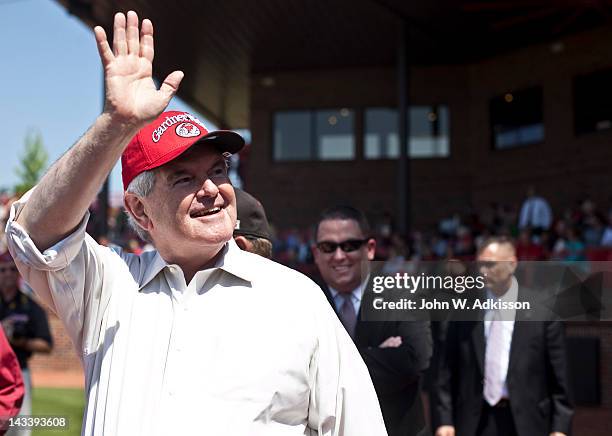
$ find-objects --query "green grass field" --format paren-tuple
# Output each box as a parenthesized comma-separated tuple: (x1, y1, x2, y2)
(31, 387, 84, 436)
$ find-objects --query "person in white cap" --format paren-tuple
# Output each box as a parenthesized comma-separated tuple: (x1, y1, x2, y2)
(5, 11, 386, 436)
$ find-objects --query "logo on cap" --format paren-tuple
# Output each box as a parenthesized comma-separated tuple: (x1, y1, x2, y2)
(176, 122, 201, 138)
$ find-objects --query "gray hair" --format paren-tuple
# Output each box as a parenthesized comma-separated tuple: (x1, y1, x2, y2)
(125, 170, 157, 243)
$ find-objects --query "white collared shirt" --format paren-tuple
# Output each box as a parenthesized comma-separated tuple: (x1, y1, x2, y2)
(484, 276, 518, 400)
(328, 280, 366, 314)
(518, 196, 552, 229)
(6, 194, 387, 436)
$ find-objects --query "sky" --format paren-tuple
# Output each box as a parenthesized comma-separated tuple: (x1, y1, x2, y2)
(0, 0, 210, 197)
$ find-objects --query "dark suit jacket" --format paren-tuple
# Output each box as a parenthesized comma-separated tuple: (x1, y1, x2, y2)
(432, 287, 574, 436)
(320, 283, 433, 436)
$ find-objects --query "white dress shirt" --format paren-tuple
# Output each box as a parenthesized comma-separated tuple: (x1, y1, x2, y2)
(518, 196, 552, 230)
(6, 194, 387, 436)
(484, 277, 518, 400)
(329, 280, 366, 314)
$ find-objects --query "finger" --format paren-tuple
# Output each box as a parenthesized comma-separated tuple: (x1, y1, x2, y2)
(140, 19, 154, 62)
(126, 11, 140, 55)
(112, 12, 127, 56)
(94, 26, 114, 66)
(159, 70, 185, 104)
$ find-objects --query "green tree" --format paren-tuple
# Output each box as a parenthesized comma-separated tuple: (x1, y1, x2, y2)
(15, 131, 48, 195)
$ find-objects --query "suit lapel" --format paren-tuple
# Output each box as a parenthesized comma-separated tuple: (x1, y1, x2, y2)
(508, 287, 534, 373)
(472, 312, 486, 376)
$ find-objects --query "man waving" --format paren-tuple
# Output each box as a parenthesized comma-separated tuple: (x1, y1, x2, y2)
(6, 11, 386, 436)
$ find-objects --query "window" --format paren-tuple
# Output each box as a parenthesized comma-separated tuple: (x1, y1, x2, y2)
(315, 109, 355, 160)
(273, 111, 312, 161)
(273, 109, 355, 161)
(574, 68, 612, 135)
(364, 108, 399, 159)
(490, 87, 544, 149)
(364, 106, 450, 159)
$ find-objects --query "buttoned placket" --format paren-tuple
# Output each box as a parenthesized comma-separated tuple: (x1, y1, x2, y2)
(160, 266, 216, 413)
(161, 265, 188, 412)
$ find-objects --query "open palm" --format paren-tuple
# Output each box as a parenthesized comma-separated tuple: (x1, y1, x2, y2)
(94, 11, 183, 124)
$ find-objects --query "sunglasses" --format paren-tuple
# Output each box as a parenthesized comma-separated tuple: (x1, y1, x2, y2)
(316, 239, 369, 254)
(477, 261, 498, 269)
(0, 266, 17, 273)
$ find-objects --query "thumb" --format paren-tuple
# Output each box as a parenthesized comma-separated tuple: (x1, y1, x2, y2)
(159, 70, 184, 103)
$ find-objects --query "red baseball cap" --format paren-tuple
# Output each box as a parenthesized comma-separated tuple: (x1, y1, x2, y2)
(121, 111, 244, 190)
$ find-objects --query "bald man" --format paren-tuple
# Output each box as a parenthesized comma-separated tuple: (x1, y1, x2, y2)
(432, 237, 573, 436)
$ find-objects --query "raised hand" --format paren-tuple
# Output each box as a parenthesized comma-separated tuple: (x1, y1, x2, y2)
(94, 11, 183, 126)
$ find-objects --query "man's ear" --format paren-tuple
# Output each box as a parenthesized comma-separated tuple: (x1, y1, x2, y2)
(366, 237, 377, 261)
(124, 193, 152, 232)
(234, 235, 251, 252)
(509, 257, 518, 275)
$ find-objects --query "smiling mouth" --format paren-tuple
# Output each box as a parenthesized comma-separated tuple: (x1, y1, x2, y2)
(190, 206, 223, 218)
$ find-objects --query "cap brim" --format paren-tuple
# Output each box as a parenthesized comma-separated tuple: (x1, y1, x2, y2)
(197, 130, 245, 155)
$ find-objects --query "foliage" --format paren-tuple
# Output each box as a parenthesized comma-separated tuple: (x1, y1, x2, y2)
(14, 131, 48, 195)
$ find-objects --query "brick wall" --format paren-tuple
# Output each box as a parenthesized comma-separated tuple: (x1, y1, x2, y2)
(29, 308, 82, 373)
(246, 26, 612, 231)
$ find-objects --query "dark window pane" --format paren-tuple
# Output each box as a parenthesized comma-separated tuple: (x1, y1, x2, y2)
(410, 106, 450, 157)
(315, 109, 355, 160)
(365, 108, 399, 159)
(364, 106, 450, 159)
(490, 87, 544, 149)
(273, 111, 312, 161)
(574, 68, 612, 135)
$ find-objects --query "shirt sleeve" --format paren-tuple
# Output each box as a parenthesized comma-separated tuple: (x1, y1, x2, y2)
(307, 285, 388, 436)
(4, 189, 111, 359)
(28, 299, 53, 347)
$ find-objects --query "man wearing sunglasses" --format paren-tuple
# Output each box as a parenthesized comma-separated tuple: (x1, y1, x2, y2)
(312, 206, 432, 436)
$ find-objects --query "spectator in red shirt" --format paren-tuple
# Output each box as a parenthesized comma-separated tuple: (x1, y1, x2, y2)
(0, 327, 24, 434)
(515, 229, 544, 260)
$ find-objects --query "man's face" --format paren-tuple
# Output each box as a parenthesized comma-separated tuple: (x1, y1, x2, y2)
(0, 261, 19, 293)
(477, 242, 517, 296)
(142, 146, 236, 256)
(313, 219, 375, 294)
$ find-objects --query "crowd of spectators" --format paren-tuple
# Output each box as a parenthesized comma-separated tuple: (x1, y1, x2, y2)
(3, 189, 612, 269)
(271, 194, 612, 270)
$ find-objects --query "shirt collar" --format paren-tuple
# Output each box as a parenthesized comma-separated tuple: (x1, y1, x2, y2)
(138, 238, 253, 291)
(486, 276, 518, 304)
(213, 238, 254, 283)
(329, 276, 368, 304)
